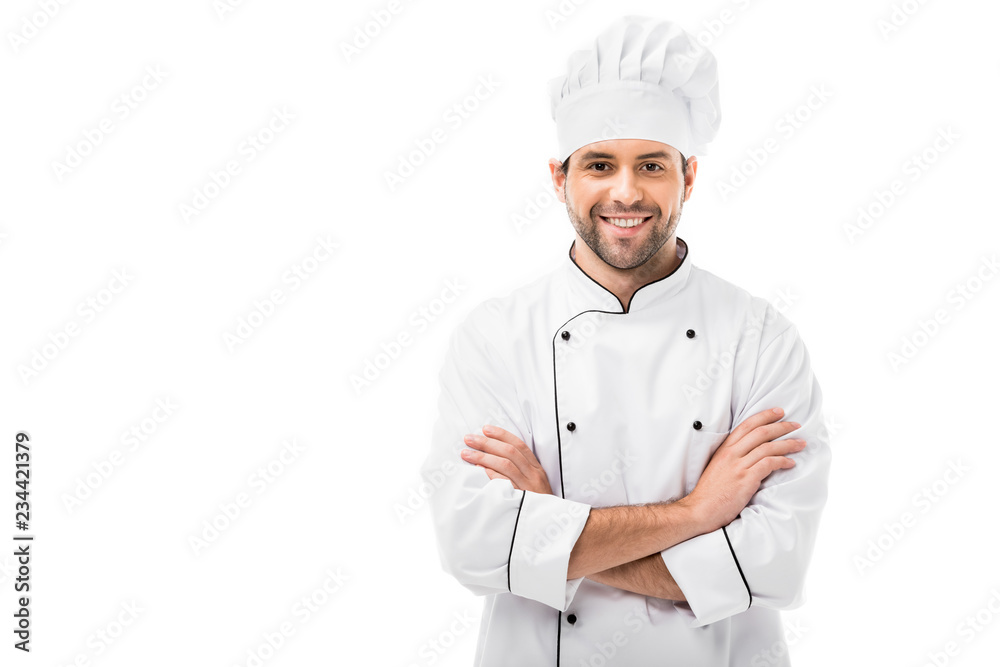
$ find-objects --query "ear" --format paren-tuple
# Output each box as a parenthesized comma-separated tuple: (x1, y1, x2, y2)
(683, 155, 698, 202)
(548, 158, 567, 204)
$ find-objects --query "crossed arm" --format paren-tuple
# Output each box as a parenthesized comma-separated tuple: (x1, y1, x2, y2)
(590, 554, 683, 600)
(570, 504, 693, 600)
(459, 408, 806, 602)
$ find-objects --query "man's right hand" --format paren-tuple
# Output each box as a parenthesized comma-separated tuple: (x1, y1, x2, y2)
(679, 407, 806, 533)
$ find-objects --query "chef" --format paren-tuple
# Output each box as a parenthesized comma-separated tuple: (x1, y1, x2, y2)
(420, 15, 831, 666)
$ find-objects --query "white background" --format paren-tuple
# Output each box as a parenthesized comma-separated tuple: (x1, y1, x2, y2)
(1, 0, 998, 665)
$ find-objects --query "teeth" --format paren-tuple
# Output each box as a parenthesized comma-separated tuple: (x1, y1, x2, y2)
(605, 217, 645, 228)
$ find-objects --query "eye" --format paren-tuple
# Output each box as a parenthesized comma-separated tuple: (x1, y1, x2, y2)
(641, 163, 664, 172)
(587, 162, 610, 172)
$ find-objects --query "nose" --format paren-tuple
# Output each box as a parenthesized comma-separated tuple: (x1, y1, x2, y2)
(608, 168, 642, 207)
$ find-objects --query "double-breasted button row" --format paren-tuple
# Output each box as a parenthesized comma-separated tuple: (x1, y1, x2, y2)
(561, 329, 696, 340)
(559, 327, 700, 435)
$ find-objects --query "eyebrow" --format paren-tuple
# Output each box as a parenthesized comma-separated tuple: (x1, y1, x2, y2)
(578, 150, 673, 161)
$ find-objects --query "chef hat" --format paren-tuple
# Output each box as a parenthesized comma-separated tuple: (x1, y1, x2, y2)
(548, 15, 722, 164)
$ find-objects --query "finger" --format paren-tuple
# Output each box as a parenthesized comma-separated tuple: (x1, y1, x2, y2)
(483, 425, 541, 468)
(731, 420, 802, 457)
(727, 407, 786, 444)
(748, 454, 797, 483)
(465, 433, 535, 476)
(461, 448, 526, 486)
(742, 438, 806, 468)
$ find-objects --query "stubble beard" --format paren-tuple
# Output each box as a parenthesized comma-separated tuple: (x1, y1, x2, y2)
(565, 179, 683, 270)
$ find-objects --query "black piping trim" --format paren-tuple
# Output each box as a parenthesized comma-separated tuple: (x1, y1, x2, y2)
(506, 490, 526, 593)
(723, 525, 752, 610)
(552, 309, 619, 497)
(551, 309, 622, 667)
(566, 237, 689, 315)
(556, 611, 562, 666)
(550, 237, 690, 666)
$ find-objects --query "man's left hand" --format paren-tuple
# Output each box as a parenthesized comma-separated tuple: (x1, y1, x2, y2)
(461, 425, 553, 495)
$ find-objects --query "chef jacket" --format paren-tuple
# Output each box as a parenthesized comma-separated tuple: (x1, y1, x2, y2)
(421, 237, 831, 666)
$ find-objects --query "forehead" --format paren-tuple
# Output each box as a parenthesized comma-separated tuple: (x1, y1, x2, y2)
(572, 138, 681, 162)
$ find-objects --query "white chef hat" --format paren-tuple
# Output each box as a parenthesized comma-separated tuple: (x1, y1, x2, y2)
(548, 15, 722, 164)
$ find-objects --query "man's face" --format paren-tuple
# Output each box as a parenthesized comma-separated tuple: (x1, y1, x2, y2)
(550, 139, 695, 271)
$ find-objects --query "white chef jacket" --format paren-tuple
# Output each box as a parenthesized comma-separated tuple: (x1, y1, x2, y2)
(421, 237, 831, 666)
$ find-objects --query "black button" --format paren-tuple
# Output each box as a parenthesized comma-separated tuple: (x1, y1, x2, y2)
(686, 329, 696, 338)
(693, 421, 702, 430)
(567, 613, 577, 624)
(567, 422, 576, 431)
(561, 330, 571, 340)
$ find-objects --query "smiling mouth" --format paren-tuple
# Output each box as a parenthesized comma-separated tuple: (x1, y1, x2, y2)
(600, 215, 652, 229)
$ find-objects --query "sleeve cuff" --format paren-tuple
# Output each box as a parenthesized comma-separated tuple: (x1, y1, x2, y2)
(508, 490, 592, 611)
(660, 525, 751, 626)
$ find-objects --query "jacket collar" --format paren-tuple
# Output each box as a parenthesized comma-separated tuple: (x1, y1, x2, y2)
(563, 237, 692, 314)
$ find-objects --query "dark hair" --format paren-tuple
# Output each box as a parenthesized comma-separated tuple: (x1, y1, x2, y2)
(559, 151, 689, 178)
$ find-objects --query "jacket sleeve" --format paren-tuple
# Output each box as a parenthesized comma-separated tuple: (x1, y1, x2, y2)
(660, 304, 832, 626)
(421, 305, 592, 612)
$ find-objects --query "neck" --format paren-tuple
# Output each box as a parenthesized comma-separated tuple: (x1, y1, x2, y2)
(572, 237, 682, 311)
